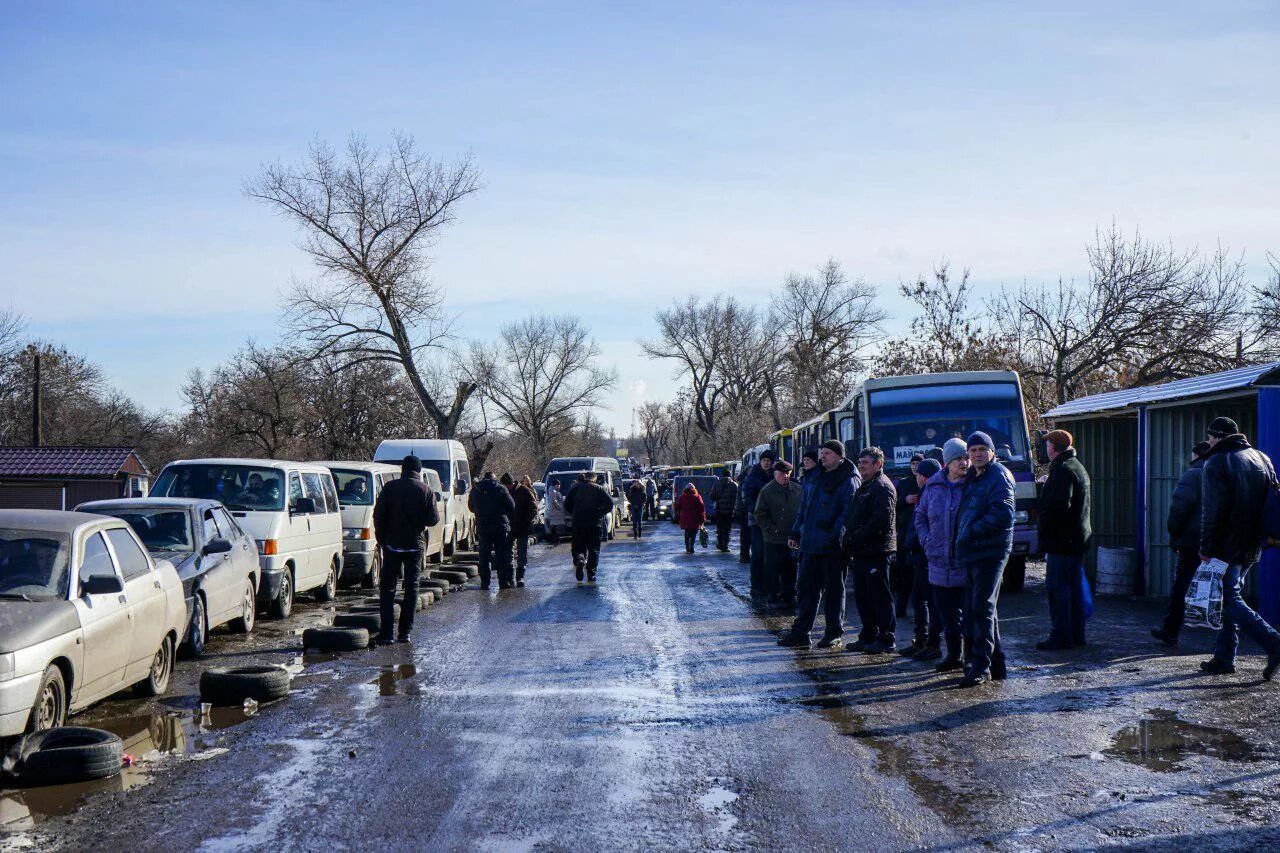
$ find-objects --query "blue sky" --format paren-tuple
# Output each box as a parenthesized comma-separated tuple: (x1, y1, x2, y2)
(3, 2, 1278, 432)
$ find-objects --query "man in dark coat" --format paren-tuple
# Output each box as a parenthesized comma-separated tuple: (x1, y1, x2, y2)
(1036, 429, 1093, 651)
(1152, 442, 1210, 645)
(737, 451, 775, 597)
(1196, 417, 1280, 679)
(505, 474, 539, 587)
(563, 472, 614, 583)
(754, 460, 802, 611)
(372, 455, 440, 643)
(627, 479, 647, 538)
(892, 452, 924, 617)
(778, 441, 858, 650)
(708, 469, 739, 552)
(845, 446, 898, 654)
(468, 471, 516, 591)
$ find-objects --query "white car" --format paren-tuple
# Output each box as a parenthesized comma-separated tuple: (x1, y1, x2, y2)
(0, 510, 185, 736)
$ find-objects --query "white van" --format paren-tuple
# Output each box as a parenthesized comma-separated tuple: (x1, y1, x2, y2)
(542, 469, 624, 542)
(373, 439, 474, 556)
(149, 459, 344, 619)
(316, 461, 448, 586)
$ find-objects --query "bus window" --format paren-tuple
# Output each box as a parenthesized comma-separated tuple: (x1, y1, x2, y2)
(866, 382, 1029, 470)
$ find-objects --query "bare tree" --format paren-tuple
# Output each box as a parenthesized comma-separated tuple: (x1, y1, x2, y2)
(246, 134, 482, 438)
(181, 344, 308, 459)
(636, 400, 671, 464)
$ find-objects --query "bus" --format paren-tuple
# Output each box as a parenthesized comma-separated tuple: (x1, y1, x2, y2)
(768, 428, 795, 470)
(792, 395, 861, 460)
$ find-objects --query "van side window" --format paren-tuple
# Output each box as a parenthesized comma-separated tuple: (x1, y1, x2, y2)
(457, 459, 471, 493)
(106, 528, 152, 580)
(321, 475, 340, 514)
(301, 473, 326, 512)
(289, 473, 304, 511)
(79, 532, 116, 584)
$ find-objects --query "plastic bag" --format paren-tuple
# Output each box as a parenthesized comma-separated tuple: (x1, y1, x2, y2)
(699, 527, 709, 549)
(1184, 558, 1228, 630)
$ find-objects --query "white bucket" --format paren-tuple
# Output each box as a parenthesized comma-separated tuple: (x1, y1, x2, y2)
(1096, 545, 1136, 595)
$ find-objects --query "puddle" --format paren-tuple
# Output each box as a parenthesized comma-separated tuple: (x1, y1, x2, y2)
(366, 664, 420, 697)
(1106, 709, 1259, 772)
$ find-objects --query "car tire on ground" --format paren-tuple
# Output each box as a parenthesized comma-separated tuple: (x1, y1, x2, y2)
(420, 579, 449, 596)
(269, 568, 294, 620)
(2, 727, 123, 787)
(351, 603, 400, 617)
(133, 635, 174, 697)
(334, 612, 381, 633)
(200, 665, 293, 705)
(229, 578, 256, 634)
(431, 570, 468, 585)
(418, 592, 434, 610)
(183, 593, 207, 658)
(302, 626, 370, 652)
(26, 666, 66, 734)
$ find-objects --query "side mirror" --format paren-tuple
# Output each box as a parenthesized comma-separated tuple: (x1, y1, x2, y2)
(292, 497, 317, 515)
(82, 573, 124, 596)
(203, 537, 233, 556)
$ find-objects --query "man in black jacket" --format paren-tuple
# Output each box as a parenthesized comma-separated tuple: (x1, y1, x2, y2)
(737, 451, 775, 570)
(1152, 442, 1210, 646)
(506, 474, 539, 587)
(372, 455, 440, 643)
(845, 446, 898, 655)
(469, 471, 516, 591)
(1197, 417, 1280, 678)
(564, 472, 614, 583)
(1036, 429, 1092, 651)
(708, 469, 739, 552)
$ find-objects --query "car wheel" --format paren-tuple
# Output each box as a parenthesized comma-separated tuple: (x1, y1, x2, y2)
(134, 635, 174, 697)
(200, 665, 292, 705)
(183, 593, 207, 658)
(362, 550, 380, 588)
(27, 666, 66, 733)
(230, 578, 256, 634)
(269, 569, 294, 619)
(316, 558, 338, 602)
(6, 726, 123, 786)
(443, 528, 456, 558)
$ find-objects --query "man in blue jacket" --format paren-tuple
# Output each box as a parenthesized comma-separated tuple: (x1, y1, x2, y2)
(953, 431, 1016, 687)
(738, 450, 775, 600)
(778, 440, 859, 650)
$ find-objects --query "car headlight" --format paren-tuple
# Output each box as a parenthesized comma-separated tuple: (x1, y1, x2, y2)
(1013, 510, 1029, 524)
(0, 653, 15, 683)
(342, 527, 361, 540)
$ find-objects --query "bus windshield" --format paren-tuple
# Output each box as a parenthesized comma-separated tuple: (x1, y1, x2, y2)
(867, 381, 1030, 470)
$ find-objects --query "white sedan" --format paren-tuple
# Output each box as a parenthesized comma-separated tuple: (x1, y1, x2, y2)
(0, 509, 186, 736)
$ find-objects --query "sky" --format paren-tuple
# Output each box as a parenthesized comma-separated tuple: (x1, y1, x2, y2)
(2, 1, 1278, 434)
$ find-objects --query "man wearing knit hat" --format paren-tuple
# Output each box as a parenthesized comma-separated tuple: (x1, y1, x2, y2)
(737, 450, 775, 571)
(1036, 429, 1092, 651)
(953, 431, 1017, 686)
(844, 446, 899, 654)
(1152, 441, 1211, 646)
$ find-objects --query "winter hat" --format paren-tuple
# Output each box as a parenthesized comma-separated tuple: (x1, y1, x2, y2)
(916, 458, 942, 479)
(499, 472, 514, 486)
(942, 438, 968, 466)
(821, 439, 846, 458)
(910, 451, 925, 463)
(925, 447, 944, 464)
(773, 460, 794, 474)
(802, 447, 820, 463)
(1044, 429, 1073, 453)
(759, 449, 777, 462)
(401, 455, 422, 473)
(1207, 417, 1239, 438)
(966, 431, 995, 451)
(1191, 441, 1211, 459)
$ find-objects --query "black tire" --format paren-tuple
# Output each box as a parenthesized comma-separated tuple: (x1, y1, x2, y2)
(229, 577, 257, 634)
(334, 612, 381, 633)
(350, 603, 400, 616)
(428, 546, 443, 565)
(431, 570, 468, 585)
(134, 635, 174, 697)
(183, 593, 207, 658)
(315, 558, 339, 602)
(200, 665, 292, 705)
(26, 666, 66, 733)
(302, 626, 370, 652)
(420, 579, 449, 596)
(1002, 556, 1027, 593)
(269, 568, 294, 620)
(4, 727, 123, 787)
(418, 592, 434, 610)
(443, 530, 456, 558)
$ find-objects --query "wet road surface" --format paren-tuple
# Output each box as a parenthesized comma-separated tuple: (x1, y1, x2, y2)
(10, 522, 1280, 850)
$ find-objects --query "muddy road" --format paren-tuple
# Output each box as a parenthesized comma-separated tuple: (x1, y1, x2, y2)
(9, 522, 1280, 850)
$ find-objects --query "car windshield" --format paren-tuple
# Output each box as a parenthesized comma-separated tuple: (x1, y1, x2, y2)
(0, 528, 71, 599)
(546, 458, 592, 476)
(100, 510, 194, 553)
(331, 470, 374, 506)
(152, 464, 286, 510)
(867, 381, 1030, 471)
(660, 485, 673, 500)
(546, 472, 588, 494)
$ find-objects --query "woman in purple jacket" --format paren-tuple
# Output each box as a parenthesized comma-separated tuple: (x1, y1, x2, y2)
(915, 438, 971, 672)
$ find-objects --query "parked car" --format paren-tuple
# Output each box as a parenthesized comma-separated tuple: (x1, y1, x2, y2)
(373, 439, 474, 557)
(149, 459, 344, 619)
(76, 498, 259, 656)
(0, 509, 185, 736)
(657, 484, 674, 520)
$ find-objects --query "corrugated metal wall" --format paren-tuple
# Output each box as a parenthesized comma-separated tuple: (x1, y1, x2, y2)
(1058, 415, 1138, 579)
(1145, 399, 1257, 595)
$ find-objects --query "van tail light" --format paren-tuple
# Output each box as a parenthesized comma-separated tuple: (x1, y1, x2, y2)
(260, 539, 279, 556)
(360, 528, 372, 541)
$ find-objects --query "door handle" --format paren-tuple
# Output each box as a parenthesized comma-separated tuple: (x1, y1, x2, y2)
(153, 581, 162, 590)
(117, 595, 127, 605)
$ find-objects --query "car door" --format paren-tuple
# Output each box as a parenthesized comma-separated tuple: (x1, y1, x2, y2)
(214, 506, 258, 601)
(284, 470, 315, 585)
(71, 531, 133, 704)
(197, 507, 235, 626)
(105, 527, 168, 684)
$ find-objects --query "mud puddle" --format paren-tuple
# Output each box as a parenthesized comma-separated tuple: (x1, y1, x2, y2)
(1106, 709, 1261, 772)
(365, 663, 421, 697)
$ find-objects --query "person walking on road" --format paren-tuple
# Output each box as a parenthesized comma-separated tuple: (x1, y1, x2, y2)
(1196, 417, 1280, 679)
(900, 458, 942, 660)
(738, 450, 775, 599)
(1035, 430, 1092, 651)
(778, 441, 858, 650)
(645, 477, 658, 520)
(563, 472, 614, 584)
(893, 453, 924, 618)
(916, 441, 970, 671)
(953, 432, 1017, 687)
(675, 482, 707, 554)
(469, 471, 516, 590)
(546, 479, 566, 546)
(754, 460, 802, 612)
(372, 455, 440, 643)
(627, 478, 648, 538)
(506, 474, 539, 588)
(845, 447, 898, 655)
(1152, 441, 1211, 646)
(709, 468, 739, 552)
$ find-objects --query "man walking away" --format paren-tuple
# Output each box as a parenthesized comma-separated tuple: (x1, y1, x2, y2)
(645, 477, 657, 520)
(507, 474, 538, 587)
(564, 472, 614, 584)
(893, 453, 924, 617)
(372, 455, 440, 643)
(709, 468, 739, 552)
(738, 450, 775, 598)
(1197, 417, 1280, 679)
(627, 478, 647, 538)
(900, 458, 942, 660)
(675, 483, 707, 554)
(1153, 442, 1211, 646)
(1036, 430, 1093, 651)
(954, 432, 1017, 687)
(469, 471, 516, 590)
(845, 447, 898, 655)
(546, 479, 566, 545)
(755, 460, 802, 612)
(916, 440, 970, 671)
(778, 441, 858, 650)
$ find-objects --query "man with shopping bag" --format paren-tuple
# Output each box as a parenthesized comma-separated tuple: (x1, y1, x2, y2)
(1196, 417, 1280, 680)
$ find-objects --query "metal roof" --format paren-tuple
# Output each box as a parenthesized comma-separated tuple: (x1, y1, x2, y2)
(0, 446, 144, 479)
(1044, 362, 1280, 420)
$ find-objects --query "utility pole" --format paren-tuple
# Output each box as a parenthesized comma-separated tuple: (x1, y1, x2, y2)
(30, 347, 42, 448)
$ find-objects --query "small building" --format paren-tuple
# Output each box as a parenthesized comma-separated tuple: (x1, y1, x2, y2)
(0, 447, 151, 510)
(1044, 362, 1280, 622)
